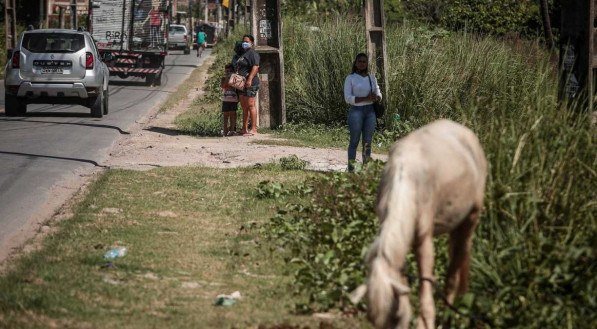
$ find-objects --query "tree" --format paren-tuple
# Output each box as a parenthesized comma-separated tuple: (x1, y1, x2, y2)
(539, 0, 555, 49)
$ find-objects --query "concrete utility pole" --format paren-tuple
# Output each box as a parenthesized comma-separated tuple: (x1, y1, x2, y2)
(4, 0, 17, 51)
(59, 6, 66, 29)
(250, 0, 286, 128)
(364, 0, 388, 118)
(559, 0, 594, 111)
(204, 0, 208, 22)
(189, 0, 194, 34)
(70, 0, 78, 29)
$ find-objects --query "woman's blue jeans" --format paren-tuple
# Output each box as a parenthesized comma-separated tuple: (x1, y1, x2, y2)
(348, 104, 376, 168)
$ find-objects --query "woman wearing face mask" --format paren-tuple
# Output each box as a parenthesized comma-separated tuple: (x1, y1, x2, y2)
(235, 34, 260, 136)
(343, 53, 382, 172)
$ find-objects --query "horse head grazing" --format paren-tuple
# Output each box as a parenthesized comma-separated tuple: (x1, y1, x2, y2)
(362, 119, 487, 329)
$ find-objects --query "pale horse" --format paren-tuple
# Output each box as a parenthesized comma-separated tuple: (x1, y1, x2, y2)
(351, 119, 487, 329)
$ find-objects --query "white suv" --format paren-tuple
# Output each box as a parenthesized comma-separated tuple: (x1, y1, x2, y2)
(168, 24, 191, 54)
(4, 29, 110, 117)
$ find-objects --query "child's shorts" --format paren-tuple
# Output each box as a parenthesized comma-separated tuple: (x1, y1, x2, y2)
(222, 101, 238, 112)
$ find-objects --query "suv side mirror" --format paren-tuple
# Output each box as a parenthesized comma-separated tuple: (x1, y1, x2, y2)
(6, 49, 13, 60)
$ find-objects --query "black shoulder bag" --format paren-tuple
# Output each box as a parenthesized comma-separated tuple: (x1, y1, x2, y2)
(368, 75, 385, 118)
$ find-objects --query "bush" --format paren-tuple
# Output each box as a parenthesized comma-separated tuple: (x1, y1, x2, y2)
(267, 110, 595, 328)
(402, 0, 542, 36)
(264, 161, 384, 312)
(270, 16, 596, 328)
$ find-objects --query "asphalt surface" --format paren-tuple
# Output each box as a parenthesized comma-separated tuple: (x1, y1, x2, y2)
(0, 49, 211, 257)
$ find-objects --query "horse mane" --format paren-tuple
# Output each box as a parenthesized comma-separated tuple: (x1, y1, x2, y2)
(367, 152, 418, 328)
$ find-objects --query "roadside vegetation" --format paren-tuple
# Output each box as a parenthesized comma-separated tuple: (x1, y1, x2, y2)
(267, 17, 594, 329)
(175, 14, 595, 329)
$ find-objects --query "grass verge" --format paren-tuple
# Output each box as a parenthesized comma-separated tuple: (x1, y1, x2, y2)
(0, 165, 368, 328)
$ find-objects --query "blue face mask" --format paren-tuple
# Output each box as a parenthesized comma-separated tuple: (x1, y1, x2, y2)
(242, 42, 251, 50)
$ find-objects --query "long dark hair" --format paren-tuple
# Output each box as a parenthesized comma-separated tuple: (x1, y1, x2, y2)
(352, 52, 368, 74)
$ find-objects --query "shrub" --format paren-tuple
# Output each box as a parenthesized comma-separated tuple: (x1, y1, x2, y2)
(270, 16, 596, 328)
(264, 161, 384, 312)
(402, 0, 542, 36)
(278, 155, 309, 170)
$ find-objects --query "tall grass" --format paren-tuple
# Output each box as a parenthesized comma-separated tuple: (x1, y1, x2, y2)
(283, 18, 557, 130)
(269, 15, 596, 328)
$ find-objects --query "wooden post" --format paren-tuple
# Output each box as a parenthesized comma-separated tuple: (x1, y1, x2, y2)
(250, 0, 286, 128)
(4, 0, 17, 51)
(589, 0, 595, 111)
(364, 0, 388, 118)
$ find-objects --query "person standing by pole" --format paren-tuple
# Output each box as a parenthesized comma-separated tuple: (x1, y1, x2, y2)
(236, 34, 260, 136)
(343, 53, 382, 172)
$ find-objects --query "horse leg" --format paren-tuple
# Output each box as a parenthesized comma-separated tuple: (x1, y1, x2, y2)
(444, 207, 480, 304)
(415, 231, 435, 329)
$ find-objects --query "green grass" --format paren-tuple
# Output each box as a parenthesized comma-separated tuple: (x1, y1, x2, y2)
(0, 166, 368, 328)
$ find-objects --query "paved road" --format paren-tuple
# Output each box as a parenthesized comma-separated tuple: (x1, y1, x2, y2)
(0, 50, 211, 259)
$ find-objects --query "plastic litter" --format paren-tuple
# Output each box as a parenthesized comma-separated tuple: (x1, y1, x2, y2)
(104, 246, 128, 260)
(214, 291, 242, 306)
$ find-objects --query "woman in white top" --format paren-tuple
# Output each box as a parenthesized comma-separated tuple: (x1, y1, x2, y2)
(343, 53, 382, 172)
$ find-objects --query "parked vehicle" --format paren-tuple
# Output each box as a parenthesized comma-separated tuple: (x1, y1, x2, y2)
(4, 29, 110, 117)
(168, 24, 191, 54)
(89, 0, 170, 86)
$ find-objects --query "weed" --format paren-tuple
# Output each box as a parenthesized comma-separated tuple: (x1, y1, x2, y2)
(279, 155, 308, 171)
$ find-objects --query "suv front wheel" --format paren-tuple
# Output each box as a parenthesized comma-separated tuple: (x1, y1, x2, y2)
(5, 95, 27, 116)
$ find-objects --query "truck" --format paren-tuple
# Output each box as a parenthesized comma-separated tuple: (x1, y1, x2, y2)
(88, 0, 170, 86)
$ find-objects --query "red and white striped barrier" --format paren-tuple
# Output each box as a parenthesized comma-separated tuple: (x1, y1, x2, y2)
(109, 67, 161, 73)
(116, 58, 136, 64)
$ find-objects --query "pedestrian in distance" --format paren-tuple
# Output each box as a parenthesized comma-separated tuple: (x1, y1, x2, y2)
(343, 52, 382, 172)
(196, 28, 207, 57)
(235, 34, 260, 136)
(221, 64, 239, 136)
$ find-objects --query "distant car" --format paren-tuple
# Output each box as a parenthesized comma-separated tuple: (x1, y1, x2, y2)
(168, 24, 191, 54)
(4, 29, 110, 118)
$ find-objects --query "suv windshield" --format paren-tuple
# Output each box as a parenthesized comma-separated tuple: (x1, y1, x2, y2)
(169, 26, 186, 33)
(22, 33, 85, 53)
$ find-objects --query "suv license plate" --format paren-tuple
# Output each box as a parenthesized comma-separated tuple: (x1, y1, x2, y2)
(41, 68, 64, 74)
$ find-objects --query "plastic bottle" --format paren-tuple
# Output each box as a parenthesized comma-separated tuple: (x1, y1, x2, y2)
(104, 246, 127, 260)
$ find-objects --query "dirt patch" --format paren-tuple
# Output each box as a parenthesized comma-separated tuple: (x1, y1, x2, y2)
(105, 56, 385, 172)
